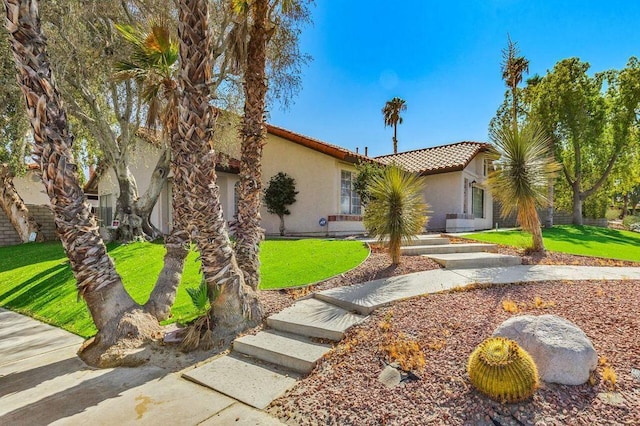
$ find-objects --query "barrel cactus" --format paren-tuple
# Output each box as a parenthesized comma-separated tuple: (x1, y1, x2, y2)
(467, 337, 539, 403)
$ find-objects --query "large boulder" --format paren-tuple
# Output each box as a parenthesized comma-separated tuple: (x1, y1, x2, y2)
(493, 314, 597, 385)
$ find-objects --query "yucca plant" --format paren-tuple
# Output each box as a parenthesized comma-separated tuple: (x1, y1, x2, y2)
(488, 122, 561, 252)
(364, 165, 428, 264)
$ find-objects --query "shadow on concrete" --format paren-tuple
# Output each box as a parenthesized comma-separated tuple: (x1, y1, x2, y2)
(0, 362, 167, 425)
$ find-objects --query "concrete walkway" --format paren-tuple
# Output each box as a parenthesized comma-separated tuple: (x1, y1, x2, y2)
(2, 265, 640, 424)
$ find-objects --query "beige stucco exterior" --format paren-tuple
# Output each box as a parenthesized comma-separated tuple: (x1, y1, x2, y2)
(421, 153, 493, 232)
(261, 134, 364, 236)
(13, 171, 50, 205)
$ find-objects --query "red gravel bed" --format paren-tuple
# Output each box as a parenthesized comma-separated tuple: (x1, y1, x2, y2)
(268, 279, 640, 425)
(256, 241, 640, 425)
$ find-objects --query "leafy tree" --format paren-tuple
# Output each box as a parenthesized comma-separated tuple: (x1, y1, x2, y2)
(353, 161, 384, 207)
(487, 123, 561, 252)
(382, 97, 406, 154)
(526, 57, 640, 224)
(363, 165, 428, 265)
(264, 172, 298, 236)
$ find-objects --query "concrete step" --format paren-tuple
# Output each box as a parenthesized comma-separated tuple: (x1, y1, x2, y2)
(400, 243, 497, 256)
(362, 234, 450, 246)
(426, 252, 522, 269)
(183, 354, 300, 410)
(233, 330, 332, 374)
(267, 298, 366, 341)
(315, 269, 472, 315)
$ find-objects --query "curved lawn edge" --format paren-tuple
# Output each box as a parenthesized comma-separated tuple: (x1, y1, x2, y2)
(259, 240, 371, 291)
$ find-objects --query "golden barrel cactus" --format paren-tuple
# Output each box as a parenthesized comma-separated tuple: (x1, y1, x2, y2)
(467, 337, 539, 403)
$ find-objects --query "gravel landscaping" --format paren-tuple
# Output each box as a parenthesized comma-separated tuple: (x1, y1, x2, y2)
(258, 245, 640, 425)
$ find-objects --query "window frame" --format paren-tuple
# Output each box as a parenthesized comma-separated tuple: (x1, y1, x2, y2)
(340, 170, 361, 215)
(472, 186, 484, 219)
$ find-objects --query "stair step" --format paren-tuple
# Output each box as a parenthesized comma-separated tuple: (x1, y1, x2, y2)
(183, 354, 300, 410)
(426, 252, 522, 269)
(363, 235, 450, 246)
(234, 330, 332, 374)
(267, 298, 366, 341)
(400, 243, 496, 256)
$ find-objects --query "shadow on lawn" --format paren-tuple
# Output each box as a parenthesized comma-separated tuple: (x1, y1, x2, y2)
(545, 225, 638, 247)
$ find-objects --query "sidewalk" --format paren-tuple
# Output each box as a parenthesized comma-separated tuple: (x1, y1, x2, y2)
(0, 308, 283, 426)
(2, 265, 639, 425)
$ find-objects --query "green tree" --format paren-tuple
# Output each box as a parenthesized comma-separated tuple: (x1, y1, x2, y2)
(382, 97, 406, 154)
(527, 57, 640, 224)
(353, 161, 384, 207)
(487, 123, 561, 252)
(363, 165, 428, 265)
(264, 172, 298, 236)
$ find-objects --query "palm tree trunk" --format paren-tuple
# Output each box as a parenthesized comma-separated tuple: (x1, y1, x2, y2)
(4, 0, 161, 367)
(0, 164, 42, 242)
(393, 125, 398, 154)
(176, 0, 261, 338)
(235, 0, 270, 291)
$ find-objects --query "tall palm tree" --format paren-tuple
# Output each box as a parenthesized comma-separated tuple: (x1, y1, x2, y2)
(175, 0, 261, 336)
(488, 123, 560, 252)
(382, 97, 406, 154)
(3, 0, 160, 366)
(363, 165, 428, 265)
(501, 35, 529, 129)
(232, 0, 271, 291)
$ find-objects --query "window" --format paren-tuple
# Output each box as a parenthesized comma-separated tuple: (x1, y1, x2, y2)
(340, 170, 361, 215)
(472, 187, 484, 218)
(483, 158, 492, 176)
(98, 194, 113, 226)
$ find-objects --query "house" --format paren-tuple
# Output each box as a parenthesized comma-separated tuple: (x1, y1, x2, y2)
(95, 124, 371, 236)
(4, 125, 495, 245)
(95, 128, 496, 237)
(376, 142, 495, 232)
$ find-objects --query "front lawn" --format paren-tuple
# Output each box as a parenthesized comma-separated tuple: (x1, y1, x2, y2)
(464, 225, 640, 262)
(0, 239, 368, 337)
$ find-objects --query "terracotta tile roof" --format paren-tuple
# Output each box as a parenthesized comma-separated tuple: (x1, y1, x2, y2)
(376, 141, 493, 175)
(266, 124, 376, 164)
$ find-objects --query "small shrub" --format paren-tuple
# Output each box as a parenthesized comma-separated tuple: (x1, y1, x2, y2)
(622, 215, 640, 230)
(602, 366, 617, 389)
(502, 299, 520, 313)
(605, 208, 621, 221)
(532, 296, 555, 309)
(382, 333, 426, 371)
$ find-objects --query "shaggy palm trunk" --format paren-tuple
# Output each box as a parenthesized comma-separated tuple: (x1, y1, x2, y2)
(0, 164, 42, 242)
(235, 0, 270, 291)
(176, 0, 261, 338)
(4, 0, 161, 367)
(393, 126, 398, 154)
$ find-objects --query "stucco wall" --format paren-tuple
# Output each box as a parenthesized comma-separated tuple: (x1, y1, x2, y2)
(261, 134, 361, 236)
(422, 172, 463, 231)
(422, 154, 493, 232)
(13, 171, 50, 205)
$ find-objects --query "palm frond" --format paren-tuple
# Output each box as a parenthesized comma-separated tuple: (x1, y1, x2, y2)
(186, 280, 210, 312)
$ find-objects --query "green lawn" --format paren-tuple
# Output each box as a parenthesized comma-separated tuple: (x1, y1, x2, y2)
(464, 225, 640, 262)
(0, 239, 368, 337)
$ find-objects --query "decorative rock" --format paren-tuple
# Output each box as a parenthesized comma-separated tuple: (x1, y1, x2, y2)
(493, 314, 597, 385)
(631, 368, 640, 383)
(378, 365, 402, 388)
(597, 392, 626, 408)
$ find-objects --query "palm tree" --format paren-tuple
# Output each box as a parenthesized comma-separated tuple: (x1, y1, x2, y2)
(501, 35, 529, 128)
(231, 0, 271, 291)
(487, 123, 561, 252)
(382, 97, 407, 154)
(363, 165, 428, 264)
(3, 0, 160, 366)
(175, 0, 261, 336)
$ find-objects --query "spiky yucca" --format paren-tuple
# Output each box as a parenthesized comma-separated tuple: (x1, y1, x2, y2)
(488, 123, 560, 252)
(468, 337, 539, 403)
(364, 165, 428, 265)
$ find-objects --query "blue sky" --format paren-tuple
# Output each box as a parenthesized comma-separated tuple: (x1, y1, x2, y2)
(268, 1, 640, 157)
